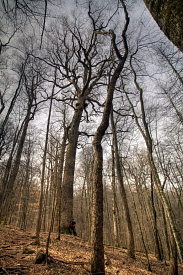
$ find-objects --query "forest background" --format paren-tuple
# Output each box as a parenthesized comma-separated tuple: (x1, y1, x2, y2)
(0, 0, 183, 274)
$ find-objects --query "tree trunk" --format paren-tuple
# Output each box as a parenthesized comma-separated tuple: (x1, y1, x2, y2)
(60, 97, 86, 233)
(124, 57, 183, 264)
(0, 103, 33, 220)
(19, 145, 31, 230)
(91, 135, 105, 274)
(169, 228, 178, 275)
(111, 144, 120, 247)
(56, 124, 67, 240)
(127, 178, 152, 272)
(91, 55, 127, 275)
(150, 176, 163, 261)
(0, 121, 24, 214)
(35, 83, 54, 245)
(143, 0, 183, 53)
(0, 61, 26, 151)
(111, 109, 135, 258)
(91, 2, 129, 272)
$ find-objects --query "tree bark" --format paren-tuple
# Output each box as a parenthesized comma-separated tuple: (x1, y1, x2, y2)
(143, 0, 183, 53)
(56, 123, 67, 240)
(111, 144, 120, 247)
(111, 109, 135, 258)
(91, 3, 129, 272)
(0, 102, 33, 220)
(124, 56, 183, 264)
(150, 176, 163, 261)
(35, 81, 55, 245)
(60, 97, 86, 233)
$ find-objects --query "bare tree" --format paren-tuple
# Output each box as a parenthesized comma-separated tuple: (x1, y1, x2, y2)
(0, 73, 39, 220)
(91, 1, 129, 273)
(110, 107, 135, 258)
(35, 71, 56, 245)
(0, 59, 28, 158)
(123, 52, 183, 268)
(39, 5, 114, 233)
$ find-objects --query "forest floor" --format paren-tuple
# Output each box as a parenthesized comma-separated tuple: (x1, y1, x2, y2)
(0, 224, 183, 275)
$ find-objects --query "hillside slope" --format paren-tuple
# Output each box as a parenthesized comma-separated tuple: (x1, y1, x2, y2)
(0, 225, 182, 274)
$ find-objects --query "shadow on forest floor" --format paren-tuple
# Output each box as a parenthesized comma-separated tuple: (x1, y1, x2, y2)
(0, 225, 182, 274)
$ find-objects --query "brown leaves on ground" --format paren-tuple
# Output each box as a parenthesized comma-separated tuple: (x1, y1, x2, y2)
(0, 225, 183, 275)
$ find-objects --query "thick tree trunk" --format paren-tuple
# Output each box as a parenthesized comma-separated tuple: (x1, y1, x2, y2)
(143, 0, 183, 53)
(60, 97, 86, 233)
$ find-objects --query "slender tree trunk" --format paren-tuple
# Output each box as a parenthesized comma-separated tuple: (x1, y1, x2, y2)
(0, 103, 33, 220)
(127, 178, 152, 272)
(148, 154, 183, 264)
(91, 2, 129, 272)
(111, 144, 119, 247)
(46, 159, 57, 264)
(86, 161, 93, 241)
(91, 61, 128, 275)
(0, 61, 26, 143)
(19, 146, 31, 230)
(42, 168, 51, 232)
(169, 228, 178, 275)
(111, 108, 135, 258)
(150, 176, 163, 261)
(35, 84, 54, 245)
(124, 58, 183, 264)
(142, 174, 163, 261)
(0, 121, 24, 211)
(56, 124, 67, 240)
